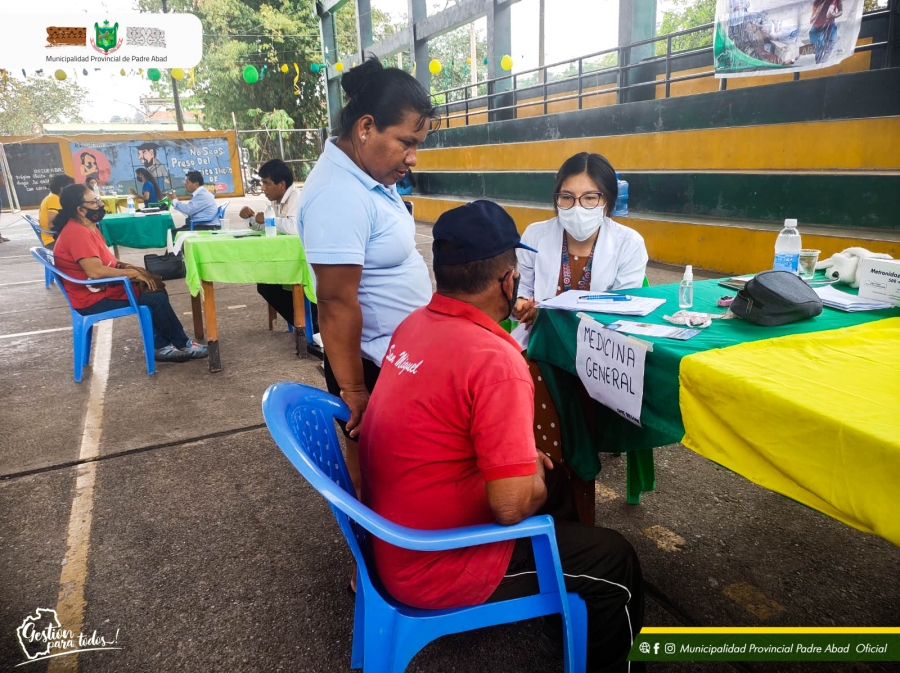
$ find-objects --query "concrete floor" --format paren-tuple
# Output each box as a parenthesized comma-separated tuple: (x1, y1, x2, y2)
(1, 201, 898, 673)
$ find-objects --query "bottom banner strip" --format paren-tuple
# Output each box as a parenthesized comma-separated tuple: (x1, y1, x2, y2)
(630, 634, 900, 661)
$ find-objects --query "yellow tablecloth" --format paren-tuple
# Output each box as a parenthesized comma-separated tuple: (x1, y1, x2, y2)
(680, 317, 900, 546)
(101, 195, 130, 213)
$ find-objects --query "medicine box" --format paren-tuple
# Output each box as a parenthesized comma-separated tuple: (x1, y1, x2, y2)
(857, 258, 900, 306)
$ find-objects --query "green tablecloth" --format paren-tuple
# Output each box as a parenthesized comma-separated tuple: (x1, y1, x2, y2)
(527, 279, 900, 501)
(100, 212, 175, 249)
(180, 231, 316, 303)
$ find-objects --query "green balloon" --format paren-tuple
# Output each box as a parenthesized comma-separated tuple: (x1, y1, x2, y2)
(483, 57, 489, 65)
(310, 63, 320, 74)
(147, 68, 161, 81)
(243, 65, 259, 84)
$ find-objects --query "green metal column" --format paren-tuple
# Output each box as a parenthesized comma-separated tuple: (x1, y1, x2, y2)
(319, 10, 343, 133)
(410, 0, 430, 92)
(488, 0, 513, 121)
(617, 0, 658, 103)
(356, 0, 373, 52)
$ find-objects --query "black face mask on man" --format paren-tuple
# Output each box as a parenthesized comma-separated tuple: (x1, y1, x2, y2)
(82, 205, 107, 224)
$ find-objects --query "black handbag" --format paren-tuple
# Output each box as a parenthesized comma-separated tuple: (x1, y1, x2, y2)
(730, 270, 823, 326)
(143, 252, 186, 280)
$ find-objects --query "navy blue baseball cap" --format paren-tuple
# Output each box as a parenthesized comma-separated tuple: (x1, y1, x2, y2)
(432, 200, 537, 266)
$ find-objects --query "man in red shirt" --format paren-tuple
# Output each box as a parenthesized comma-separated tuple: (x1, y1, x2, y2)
(359, 200, 644, 672)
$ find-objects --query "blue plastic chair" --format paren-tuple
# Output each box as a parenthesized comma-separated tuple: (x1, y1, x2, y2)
(190, 202, 229, 230)
(24, 215, 57, 288)
(262, 382, 588, 673)
(30, 247, 156, 383)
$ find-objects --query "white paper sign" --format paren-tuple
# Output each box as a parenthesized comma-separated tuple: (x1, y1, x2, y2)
(575, 316, 646, 426)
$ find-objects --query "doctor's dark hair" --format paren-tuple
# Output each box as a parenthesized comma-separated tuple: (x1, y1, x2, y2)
(338, 56, 436, 138)
(434, 248, 518, 296)
(52, 184, 92, 234)
(258, 159, 294, 188)
(553, 152, 618, 217)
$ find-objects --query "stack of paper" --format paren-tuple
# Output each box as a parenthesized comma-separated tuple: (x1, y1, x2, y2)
(814, 285, 893, 312)
(539, 290, 666, 317)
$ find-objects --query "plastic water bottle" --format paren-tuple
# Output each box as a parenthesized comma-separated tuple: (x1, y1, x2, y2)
(773, 219, 801, 274)
(126, 194, 135, 213)
(264, 204, 276, 238)
(613, 172, 629, 217)
(93, 184, 102, 200)
(678, 264, 694, 309)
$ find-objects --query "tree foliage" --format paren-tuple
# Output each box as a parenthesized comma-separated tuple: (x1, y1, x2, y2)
(655, 0, 716, 55)
(138, 0, 326, 164)
(0, 76, 86, 136)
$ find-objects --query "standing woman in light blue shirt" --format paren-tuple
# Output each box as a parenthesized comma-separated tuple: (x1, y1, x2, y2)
(299, 57, 434, 466)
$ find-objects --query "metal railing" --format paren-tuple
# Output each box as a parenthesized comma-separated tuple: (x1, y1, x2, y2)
(235, 128, 324, 180)
(431, 8, 895, 127)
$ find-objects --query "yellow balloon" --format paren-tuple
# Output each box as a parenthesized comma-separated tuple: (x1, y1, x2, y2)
(466, 57, 472, 65)
(429, 59, 442, 75)
(54, 69, 67, 80)
(120, 68, 126, 76)
(171, 68, 185, 81)
(500, 55, 513, 71)
(280, 63, 289, 73)
(335, 62, 344, 72)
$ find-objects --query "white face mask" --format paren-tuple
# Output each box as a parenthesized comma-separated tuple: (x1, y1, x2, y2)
(558, 206, 604, 241)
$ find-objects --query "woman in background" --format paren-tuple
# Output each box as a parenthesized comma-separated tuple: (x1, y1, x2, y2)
(131, 168, 160, 204)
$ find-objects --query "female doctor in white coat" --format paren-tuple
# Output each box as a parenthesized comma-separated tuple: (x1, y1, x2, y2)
(513, 152, 648, 326)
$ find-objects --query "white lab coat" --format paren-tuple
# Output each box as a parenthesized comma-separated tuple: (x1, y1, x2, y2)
(517, 215, 648, 301)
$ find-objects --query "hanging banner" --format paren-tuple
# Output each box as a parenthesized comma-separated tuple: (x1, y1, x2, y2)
(714, 0, 864, 77)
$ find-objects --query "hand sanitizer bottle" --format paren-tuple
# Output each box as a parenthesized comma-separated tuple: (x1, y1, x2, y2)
(126, 194, 135, 214)
(264, 204, 277, 238)
(679, 265, 694, 309)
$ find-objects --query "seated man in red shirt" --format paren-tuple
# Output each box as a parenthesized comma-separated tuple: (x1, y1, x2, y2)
(359, 200, 644, 673)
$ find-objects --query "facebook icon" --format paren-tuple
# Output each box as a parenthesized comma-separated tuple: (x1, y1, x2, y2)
(653, 643, 660, 654)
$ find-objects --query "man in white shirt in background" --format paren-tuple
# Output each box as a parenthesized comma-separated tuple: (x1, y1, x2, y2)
(168, 170, 220, 231)
(239, 159, 299, 236)
(238, 159, 312, 334)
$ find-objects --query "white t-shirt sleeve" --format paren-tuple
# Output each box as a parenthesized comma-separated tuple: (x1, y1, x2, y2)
(302, 185, 372, 266)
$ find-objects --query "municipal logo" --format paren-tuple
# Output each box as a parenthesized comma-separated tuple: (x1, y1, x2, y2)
(91, 20, 123, 55)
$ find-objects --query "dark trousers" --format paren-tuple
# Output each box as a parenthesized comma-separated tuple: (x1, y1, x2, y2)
(487, 466, 645, 673)
(78, 290, 189, 351)
(322, 352, 380, 440)
(256, 283, 319, 330)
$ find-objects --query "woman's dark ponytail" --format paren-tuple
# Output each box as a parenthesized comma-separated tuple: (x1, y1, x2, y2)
(338, 55, 435, 138)
(52, 183, 90, 234)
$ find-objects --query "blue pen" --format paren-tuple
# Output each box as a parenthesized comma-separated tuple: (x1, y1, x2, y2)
(581, 294, 630, 302)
